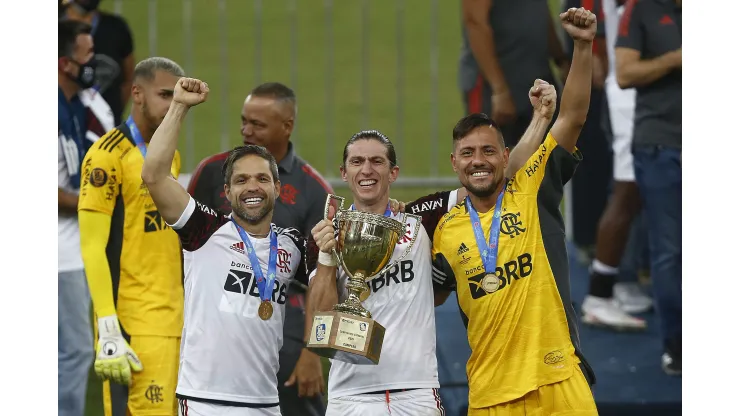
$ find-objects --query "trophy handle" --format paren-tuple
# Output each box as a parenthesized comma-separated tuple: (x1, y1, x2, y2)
(324, 194, 345, 220)
(324, 194, 352, 275)
(374, 213, 422, 278)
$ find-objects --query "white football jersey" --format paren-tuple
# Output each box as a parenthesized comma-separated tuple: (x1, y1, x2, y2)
(171, 196, 308, 406)
(310, 191, 457, 399)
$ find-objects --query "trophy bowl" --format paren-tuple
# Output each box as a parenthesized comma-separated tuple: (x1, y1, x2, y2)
(306, 194, 418, 365)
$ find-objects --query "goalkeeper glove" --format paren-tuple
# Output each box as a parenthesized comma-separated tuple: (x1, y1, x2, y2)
(94, 315, 143, 385)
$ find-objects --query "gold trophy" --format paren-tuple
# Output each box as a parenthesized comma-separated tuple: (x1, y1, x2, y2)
(306, 194, 420, 365)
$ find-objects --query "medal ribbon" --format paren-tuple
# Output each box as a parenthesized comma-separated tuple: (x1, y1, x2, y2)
(466, 182, 507, 275)
(126, 115, 148, 158)
(232, 219, 278, 303)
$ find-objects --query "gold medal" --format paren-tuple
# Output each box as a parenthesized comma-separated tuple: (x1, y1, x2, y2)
(481, 273, 501, 294)
(258, 300, 273, 320)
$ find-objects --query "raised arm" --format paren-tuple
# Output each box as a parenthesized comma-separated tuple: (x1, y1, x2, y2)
(550, 7, 597, 153)
(141, 78, 209, 225)
(505, 79, 557, 177)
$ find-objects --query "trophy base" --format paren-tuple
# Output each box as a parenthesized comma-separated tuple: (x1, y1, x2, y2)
(306, 311, 385, 365)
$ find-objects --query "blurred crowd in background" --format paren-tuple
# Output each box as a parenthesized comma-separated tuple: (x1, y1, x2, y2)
(58, 0, 681, 415)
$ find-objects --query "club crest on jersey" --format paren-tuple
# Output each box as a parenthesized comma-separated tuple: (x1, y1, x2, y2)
(397, 222, 413, 245)
(315, 323, 326, 342)
(277, 248, 292, 273)
(500, 212, 526, 238)
(90, 168, 108, 187)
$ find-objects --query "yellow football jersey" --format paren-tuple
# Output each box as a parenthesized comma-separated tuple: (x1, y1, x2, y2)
(79, 124, 184, 337)
(432, 133, 593, 409)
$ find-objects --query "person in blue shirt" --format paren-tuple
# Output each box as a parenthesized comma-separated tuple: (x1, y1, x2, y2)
(58, 19, 97, 416)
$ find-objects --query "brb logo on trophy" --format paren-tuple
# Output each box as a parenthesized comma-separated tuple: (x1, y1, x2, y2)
(306, 194, 420, 365)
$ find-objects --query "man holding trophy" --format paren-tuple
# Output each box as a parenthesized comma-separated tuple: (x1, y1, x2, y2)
(307, 130, 452, 415)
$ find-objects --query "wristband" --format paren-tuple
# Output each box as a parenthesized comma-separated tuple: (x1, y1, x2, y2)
(318, 251, 337, 267)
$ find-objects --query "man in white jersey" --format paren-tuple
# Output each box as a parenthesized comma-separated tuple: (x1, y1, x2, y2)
(141, 77, 311, 416)
(308, 130, 449, 415)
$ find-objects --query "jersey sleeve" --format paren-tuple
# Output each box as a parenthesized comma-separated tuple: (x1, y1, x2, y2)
(169, 196, 229, 251)
(405, 190, 457, 240)
(515, 132, 582, 194)
(431, 219, 457, 292)
(78, 146, 121, 215)
(616, 0, 643, 52)
(282, 227, 309, 286)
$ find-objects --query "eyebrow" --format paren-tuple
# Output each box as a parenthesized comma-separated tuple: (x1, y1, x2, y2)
(159, 89, 174, 94)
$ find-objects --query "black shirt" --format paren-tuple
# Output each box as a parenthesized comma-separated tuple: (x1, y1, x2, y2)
(458, 0, 555, 115)
(91, 12, 134, 125)
(616, 0, 682, 148)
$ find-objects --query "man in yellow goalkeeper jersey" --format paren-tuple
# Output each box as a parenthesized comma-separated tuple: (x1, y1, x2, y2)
(79, 57, 186, 416)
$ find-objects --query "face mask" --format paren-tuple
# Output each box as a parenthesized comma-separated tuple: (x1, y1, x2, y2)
(68, 58, 97, 89)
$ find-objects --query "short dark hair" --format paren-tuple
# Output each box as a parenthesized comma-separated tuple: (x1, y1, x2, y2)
(452, 113, 505, 149)
(133, 57, 185, 82)
(222, 145, 280, 185)
(342, 130, 398, 168)
(249, 82, 297, 115)
(59, 20, 92, 58)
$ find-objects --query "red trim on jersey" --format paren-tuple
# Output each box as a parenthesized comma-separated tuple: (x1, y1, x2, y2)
(467, 75, 484, 114)
(188, 151, 229, 195)
(433, 388, 446, 415)
(619, 0, 639, 37)
(301, 163, 334, 194)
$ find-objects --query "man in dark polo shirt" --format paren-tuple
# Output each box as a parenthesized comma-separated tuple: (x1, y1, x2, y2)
(459, 0, 568, 148)
(616, 0, 682, 376)
(188, 82, 330, 415)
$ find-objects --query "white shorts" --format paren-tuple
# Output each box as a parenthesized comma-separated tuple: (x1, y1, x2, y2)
(327, 388, 445, 416)
(606, 81, 637, 182)
(178, 399, 281, 416)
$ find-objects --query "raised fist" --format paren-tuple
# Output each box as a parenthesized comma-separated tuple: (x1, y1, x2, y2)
(174, 77, 209, 107)
(560, 7, 597, 42)
(529, 79, 557, 120)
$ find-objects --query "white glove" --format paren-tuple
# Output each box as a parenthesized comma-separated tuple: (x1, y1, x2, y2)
(94, 315, 143, 385)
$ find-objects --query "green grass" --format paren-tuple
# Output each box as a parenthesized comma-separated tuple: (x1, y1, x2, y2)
(83, 1, 562, 414)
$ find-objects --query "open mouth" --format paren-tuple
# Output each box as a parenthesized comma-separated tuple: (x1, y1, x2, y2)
(358, 179, 378, 189)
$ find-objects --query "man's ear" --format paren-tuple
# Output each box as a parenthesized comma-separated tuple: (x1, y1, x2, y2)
(389, 165, 400, 184)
